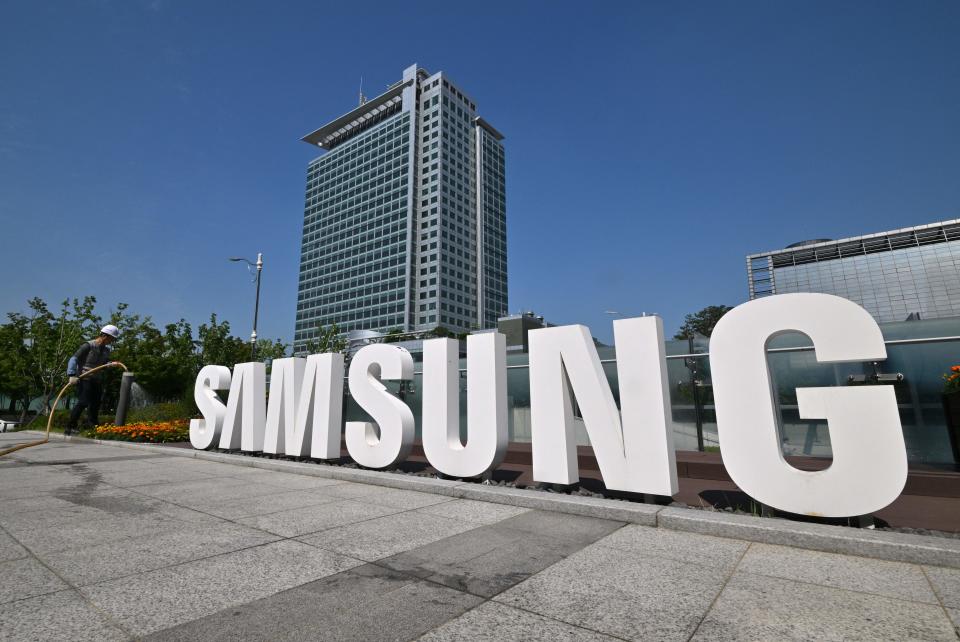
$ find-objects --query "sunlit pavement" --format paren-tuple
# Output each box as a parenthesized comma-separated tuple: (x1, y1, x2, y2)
(1, 431, 958, 641)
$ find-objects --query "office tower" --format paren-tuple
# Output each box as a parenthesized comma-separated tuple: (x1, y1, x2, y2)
(747, 219, 960, 323)
(293, 64, 507, 353)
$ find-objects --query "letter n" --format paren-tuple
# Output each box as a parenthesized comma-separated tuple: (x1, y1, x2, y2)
(528, 317, 677, 495)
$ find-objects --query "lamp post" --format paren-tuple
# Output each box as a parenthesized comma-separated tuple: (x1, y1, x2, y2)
(685, 336, 706, 452)
(229, 253, 263, 360)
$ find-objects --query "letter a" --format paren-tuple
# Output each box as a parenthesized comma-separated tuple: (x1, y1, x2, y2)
(219, 362, 266, 452)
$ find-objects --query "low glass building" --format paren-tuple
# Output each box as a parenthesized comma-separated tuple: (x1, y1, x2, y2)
(746, 219, 960, 323)
(341, 316, 960, 466)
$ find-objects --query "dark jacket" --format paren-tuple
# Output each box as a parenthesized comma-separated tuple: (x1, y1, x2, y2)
(67, 341, 112, 379)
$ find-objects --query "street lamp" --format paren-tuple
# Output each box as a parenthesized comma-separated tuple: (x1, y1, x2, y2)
(229, 253, 263, 360)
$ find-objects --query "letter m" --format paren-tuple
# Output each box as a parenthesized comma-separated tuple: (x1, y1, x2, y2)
(263, 354, 345, 459)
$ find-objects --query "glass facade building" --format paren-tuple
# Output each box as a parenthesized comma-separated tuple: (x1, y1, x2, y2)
(294, 64, 507, 353)
(746, 219, 960, 323)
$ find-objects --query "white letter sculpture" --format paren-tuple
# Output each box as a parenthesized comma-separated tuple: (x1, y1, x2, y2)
(710, 293, 907, 517)
(218, 362, 267, 452)
(345, 344, 415, 469)
(528, 316, 677, 496)
(190, 365, 231, 449)
(263, 355, 345, 459)
(422, 333, 509, 478)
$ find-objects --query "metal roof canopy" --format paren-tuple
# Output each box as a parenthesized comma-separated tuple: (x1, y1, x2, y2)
(747, 218, 960, 261)
(474, 116, 504, 141)
(301, 80, 412, 150)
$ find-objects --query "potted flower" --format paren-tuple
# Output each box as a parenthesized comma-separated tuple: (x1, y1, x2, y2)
(944, 365, 960, 464)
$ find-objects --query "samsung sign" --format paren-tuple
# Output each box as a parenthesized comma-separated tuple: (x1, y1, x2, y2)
(190, 294, 908, 519)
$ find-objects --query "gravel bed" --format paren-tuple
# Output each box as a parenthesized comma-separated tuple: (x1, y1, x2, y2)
(207, 446, 960, 540)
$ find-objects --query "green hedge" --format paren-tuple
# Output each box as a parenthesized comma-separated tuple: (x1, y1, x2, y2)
(126, 398, 197, 423)
(15, 409, 71, 432)
(13, 398, 197, 433)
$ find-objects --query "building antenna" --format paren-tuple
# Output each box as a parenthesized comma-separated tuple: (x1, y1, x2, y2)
(358, 77, 366, 106)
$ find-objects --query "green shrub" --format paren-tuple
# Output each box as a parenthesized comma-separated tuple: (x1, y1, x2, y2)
(127, 398, 197, 423)
(14, 397, 198, 433)
(16, 409, 71, 432)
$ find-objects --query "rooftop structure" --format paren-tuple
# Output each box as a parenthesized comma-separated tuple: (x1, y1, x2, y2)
(747, 219, 960, 323)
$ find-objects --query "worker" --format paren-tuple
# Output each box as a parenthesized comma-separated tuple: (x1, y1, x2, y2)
(65, 325, 120, 435)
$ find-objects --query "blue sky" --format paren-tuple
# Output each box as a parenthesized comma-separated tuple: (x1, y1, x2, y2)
(2, 0, 958, 344)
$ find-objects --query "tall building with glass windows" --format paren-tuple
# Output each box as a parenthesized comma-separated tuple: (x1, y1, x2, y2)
(293, 64, 507, 352)
(746, 219, 960, 323)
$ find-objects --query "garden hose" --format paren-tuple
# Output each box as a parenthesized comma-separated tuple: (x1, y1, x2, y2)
(0, 361, 128, 457)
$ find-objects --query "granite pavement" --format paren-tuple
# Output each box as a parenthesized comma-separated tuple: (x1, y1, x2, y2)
(1, 432, 958, 641)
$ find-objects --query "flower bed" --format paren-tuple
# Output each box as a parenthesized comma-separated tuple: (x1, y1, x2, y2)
(93, 420, 190, 443)
(945, 365, 960, 394)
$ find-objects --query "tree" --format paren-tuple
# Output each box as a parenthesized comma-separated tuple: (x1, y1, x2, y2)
(106, 306, 199, 402)
(198, 314, 249, 367)
(0, 299, 291, 421)
(197, 314, 287, 366)
(673, 305, 733, 340)
(0, 320, 31, 418)
(253, 338, 288, 362)
(8, 297, 102, 424)
(303, 323, 347, 356)
(424, 326, 453, 339)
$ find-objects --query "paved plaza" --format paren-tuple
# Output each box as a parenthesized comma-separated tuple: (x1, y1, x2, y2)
(0, 432, 958, 641)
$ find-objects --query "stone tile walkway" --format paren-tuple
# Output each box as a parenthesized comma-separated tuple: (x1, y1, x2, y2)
(1, 432, 958, 641)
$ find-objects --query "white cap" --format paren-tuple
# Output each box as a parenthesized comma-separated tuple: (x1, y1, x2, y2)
(100, 324, 120, 338)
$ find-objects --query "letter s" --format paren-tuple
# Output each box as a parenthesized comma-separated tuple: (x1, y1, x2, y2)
(345, 344, 415, 469)
(190, 365, 231, 450)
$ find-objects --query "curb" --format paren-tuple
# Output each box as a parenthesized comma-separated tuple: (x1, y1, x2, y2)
(19, 432, 960, 568)
(657, 507, 960, 569)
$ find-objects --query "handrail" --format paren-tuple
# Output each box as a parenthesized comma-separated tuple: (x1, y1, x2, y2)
(408, 335, 960, 373)
(658, 334, 960, 361)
